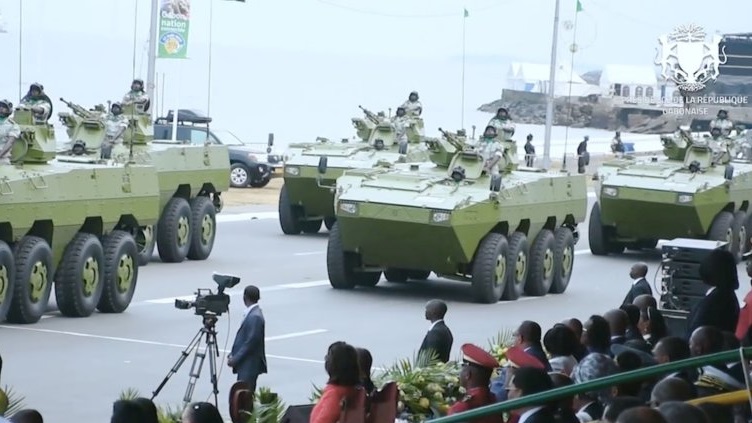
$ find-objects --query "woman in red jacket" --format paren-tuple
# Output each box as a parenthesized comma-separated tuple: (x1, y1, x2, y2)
(735, 260, 752, 344)
(310, 341, 362, 423)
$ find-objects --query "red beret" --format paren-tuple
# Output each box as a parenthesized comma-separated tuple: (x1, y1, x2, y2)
(461, 343, 499, 369)
(505, 346, 545, 369)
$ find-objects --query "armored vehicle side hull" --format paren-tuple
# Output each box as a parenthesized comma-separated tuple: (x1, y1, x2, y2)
(328, 166, 588, 304)
(0, 163, 160, 324)
(590, 157, 752, 260)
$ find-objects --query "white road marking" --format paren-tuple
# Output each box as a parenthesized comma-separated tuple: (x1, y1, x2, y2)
(294, 251, 325, 256)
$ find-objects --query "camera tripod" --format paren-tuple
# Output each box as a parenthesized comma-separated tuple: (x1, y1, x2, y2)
(151, 314, 221, 407)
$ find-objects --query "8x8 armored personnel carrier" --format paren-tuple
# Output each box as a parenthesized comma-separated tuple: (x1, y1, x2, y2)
(0, 107, 159, 324)
(58, 102, 230, 266)
(279, 106, 430, 235)
(324, 128, 588, 303)
(589, 128, 752, 262)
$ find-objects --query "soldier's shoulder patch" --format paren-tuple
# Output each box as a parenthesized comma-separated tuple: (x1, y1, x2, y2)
(461, 394, 473, 402)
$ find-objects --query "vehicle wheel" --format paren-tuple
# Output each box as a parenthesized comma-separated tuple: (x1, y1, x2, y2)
(54, 233, 105, 318)
(355, 271, 382, 287)
(525, 230, 555, 296)
(230, 163, 250, 188)
(249, 177, 271, 188)
(731, 211, 747, 263)
(278, 184, 302, 235)
(324, 216, 336, 231)
(470, 233, 508, 304)
(136, 224, 156, 266)
(187, 196, 217, 261)
(503, 232, 529, 301)
(407, 270, 431, 281)
(707, 210, 735, 255)
(6, 236, 53, 324)
(157, 197, 192, 263)
(589, 202, 617, 256)
(301, 220, 323, 234)
(97, 230, 138, 313)
(384, 268, 409, 283)
(550, 227, 575, 294)
(0, 241, 16, 322)
(326, 221, 357, 289)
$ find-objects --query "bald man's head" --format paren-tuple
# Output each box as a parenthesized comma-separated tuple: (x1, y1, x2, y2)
(633, 294, 657, 312)
(603, 309, 629, 337)
(629, 262, 648, 279)
(616, 406, 667, 423)
(689, 326, 724, 357)
(650, 377, 693, 407)
(425, 300, 447, 321)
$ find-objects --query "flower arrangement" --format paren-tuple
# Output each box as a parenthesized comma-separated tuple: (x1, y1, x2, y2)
(487, 329, 516, 368)
(0, 386, 26, 418)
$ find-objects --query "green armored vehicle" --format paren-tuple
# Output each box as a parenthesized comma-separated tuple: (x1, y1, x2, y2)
(589, 127, 752, 261)
(324, 128, 588, 304)
(58, 103, 230, 266)
(279, 106, 430, 235)
(0, 106, 159, 324)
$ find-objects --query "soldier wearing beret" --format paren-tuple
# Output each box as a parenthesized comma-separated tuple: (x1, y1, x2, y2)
(447, 344, 501, 422)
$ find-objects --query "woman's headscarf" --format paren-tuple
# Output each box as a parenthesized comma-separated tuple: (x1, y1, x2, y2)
(570, 353, 619, 404)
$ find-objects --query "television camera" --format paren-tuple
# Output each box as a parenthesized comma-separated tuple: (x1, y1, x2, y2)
(174, 272, 241, 316)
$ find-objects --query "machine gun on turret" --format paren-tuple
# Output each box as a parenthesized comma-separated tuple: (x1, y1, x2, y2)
(60, 98, 96, 119)
(358, 105, 381, 125)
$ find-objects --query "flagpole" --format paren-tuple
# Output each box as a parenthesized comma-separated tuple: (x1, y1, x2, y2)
(206, 0, 214, 141)
(461, 8, 467, 130)
(132, 0, 139, 80)
(542, 0, 560, 170)
(17, 0, 22, 101)
(146, 0, 158, 119)
(562, 3, 580, 168)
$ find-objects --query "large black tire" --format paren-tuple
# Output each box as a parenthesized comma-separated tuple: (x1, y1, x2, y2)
(356, 271, 382, 287)
(230, 163, 250, 188)
(0, 241, 16, 322)
(589, 202, 614, 256)
(324, 217, 336, 231)
(97, 231, 138, 313)
(157, 197, 192, 263)
(7, 236, 53, 324)
(707, 211, 735, 254)
(249, 177, 271, 188)
(525, 230, 555, 296)
(550, 227, 575, 294)
(187, 196, 217, 261)
(301, 220, 323, 234)
(136, 225, 156, 266)
(731, 211, 747, 263)
(470, 233, 508, 304)
(384, 268, 409, 283)
(278, 184, 302, 235)
(327, 221, 357, 289)
(503, 232, 529, 301)
(54, 233, 105, 318)
(407, 270, 431, 280)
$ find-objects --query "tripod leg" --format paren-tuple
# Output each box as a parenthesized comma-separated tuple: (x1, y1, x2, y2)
(183, 331, 211, 405)
(206, 332, 221, 407)
(151, 328, 203, 401)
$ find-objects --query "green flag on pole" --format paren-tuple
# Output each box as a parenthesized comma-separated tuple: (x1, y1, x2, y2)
(576, 0, 583, 12)
(157, 0, 191, 59)
(464, 8, 469, 18)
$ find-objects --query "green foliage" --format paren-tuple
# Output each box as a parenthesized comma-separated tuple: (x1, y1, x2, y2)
(118, 387, 140, 401)
(243, 386, 287, 423)
(309, 383, 324, 404)
(1, 386, 26, 418)
(487, 329, 515, 365)
(117, 388, 182, 423)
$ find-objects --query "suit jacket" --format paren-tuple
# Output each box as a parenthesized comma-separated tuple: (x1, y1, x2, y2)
(622, 278, 652, 305)
(419, 321, 453, 363)
(230, 305, 268, 377)
(686, 288, 740, 337)
(523, 345, 552, 371)
(521, 407, 557, 423)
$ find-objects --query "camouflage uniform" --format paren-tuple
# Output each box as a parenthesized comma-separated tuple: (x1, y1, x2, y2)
(478, 136, 504, 176)
(105, 115, 128, 142)
(19, 97, 51, 124)
(710, 118, 734, 137)
(122, 90, 150, 114)
(401, 99, 422, 117)
(392, 115, 410, 144)
(487, 117, 515, 138)
(0, 116, 20, 164)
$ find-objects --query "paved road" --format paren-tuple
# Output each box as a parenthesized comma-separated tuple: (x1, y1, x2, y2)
(0, 194, 699, 422)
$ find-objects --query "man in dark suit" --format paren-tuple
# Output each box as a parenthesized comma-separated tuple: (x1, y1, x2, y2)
(418, 299, 453, 362)
(507, 366, 556, 423)
(685, 249, 740, 337)
(228, 285, 267, 392)
(513, 321, 552, 371)
(604, 309, 629, 345)
(622, 262, 652, 305)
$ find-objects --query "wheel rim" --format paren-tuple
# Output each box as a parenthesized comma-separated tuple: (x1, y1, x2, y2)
(116, 253, 135, 293)
(82, 256, 100, 297)
(494, 253, 506, 286)
(0, 264, 7, 303)
(136, 225, 154, 253)
(230, 168, 248, 185)
(543, 247, 554, 280)
(201, 214, 214, 245)
(739, 225, 747, 254)
(726, 227, 734, 247)
(515, 252, 527, 284)
(561, 245, 574, 278)
(29, 260, 48, 303)
(177, 216, 190, 246)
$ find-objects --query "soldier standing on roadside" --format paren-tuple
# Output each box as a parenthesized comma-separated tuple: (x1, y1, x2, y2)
(524, 134, 536, 167)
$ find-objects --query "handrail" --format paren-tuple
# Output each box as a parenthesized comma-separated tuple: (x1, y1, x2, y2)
(686, 389, 750, 406)
(427, 348, 752, 422)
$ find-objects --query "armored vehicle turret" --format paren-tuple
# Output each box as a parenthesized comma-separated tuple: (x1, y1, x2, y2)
(57, 103, 230, 266)
(0, 106, 160, 324)
(279, 105, 431, 235)
(589, 127, 752, 262)
(324, 128, 587, 304)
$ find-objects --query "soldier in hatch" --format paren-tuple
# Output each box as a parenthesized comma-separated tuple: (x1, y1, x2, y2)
(19, 83, 52, 124)
(478, 125, 505, 176)
(400, 91, 422, 117)
(0, 99, 20, 164)
(392, 107, 410, 145)
(710, 109, 734, 137)
(122, 78, 150, 114)
(487, 107, 515, 139)
(101, 102, 129, 158)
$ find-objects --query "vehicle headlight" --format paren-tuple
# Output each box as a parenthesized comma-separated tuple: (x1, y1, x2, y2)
(677, 194, 693, 203)
(431, 211, 451, 223)
(338, 201, 358, 215)
(285, 166, 300, 176)
(602, 187, 618, 197)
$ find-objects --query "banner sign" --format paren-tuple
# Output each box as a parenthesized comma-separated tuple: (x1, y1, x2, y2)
(157, 0, 191, 59)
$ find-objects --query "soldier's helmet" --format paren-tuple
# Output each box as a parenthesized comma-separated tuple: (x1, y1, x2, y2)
(0, 99, 11, 117)
(409, 91, 419, 100)
(28, 83, 43, 96)
(111, 102, 123, 114)
(497, 107, 509, 117)
(396, 107, 406, 116)
(483, 125, 497, 137)
(132, 79, 144, 91)
(711, 127, 722, 135)
(718, 109, 728, 118)
(526, 134, 533, 141)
